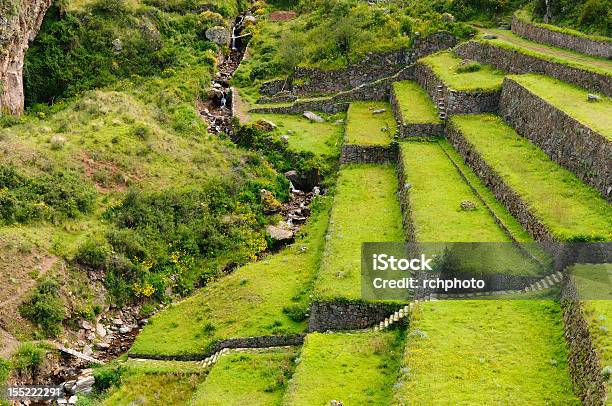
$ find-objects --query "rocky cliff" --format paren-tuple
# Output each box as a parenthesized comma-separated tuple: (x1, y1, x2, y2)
(0, 0, 52, 115)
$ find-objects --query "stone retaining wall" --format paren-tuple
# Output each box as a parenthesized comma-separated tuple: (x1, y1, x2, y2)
(340, 143, 399, 165)
(249, 99, 349, 115)
(561, 277, 607, 404)
(455, 41, 612, 97)
(389, 87, 445, 138)
(308, 301, 403, 332)
(128, 334, 306, 361)
(500, 77, 611, 200)
(396, 148, 417, 242)
(512, 15, 612, 59)
(446, 123, 556, 243)
(280, 32, 457, 96)
(414, 62, 501, 115)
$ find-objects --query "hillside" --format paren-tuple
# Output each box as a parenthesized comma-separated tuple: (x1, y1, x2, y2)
(0, 0, 611, 405)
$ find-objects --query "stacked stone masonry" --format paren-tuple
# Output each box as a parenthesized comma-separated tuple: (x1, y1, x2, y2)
(512, 15, 612, 59)
(340, 143, 399, 165)
(308, 301, 403, 332)
(455, 41, 612, 97)
(499, 77, 611, 201)
(258, 31, 457, 98)
(414, 62, 501, 115)
(446, 123, 556, 243)
(561, 278, 607, 405)
(389, 88, 445, 138)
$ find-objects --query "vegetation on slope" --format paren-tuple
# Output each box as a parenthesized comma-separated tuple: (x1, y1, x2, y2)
(283, 331, 404, 405)
(130, 197, 330, 356)
(530, 0, 611, 36)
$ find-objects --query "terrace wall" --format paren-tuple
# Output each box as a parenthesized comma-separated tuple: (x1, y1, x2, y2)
(499, 77, 611, 201)
(414, 62, 501, 115)
(561, 277, 607, 404)
(128, 334, 306, 361)
(340, 143, 399, 165)
(454, 41, 612, 97)
(511, 15, 612, 59)
(308, 301, 402, 331)
(264, 31, 457, 97)
(396, 150, 417, 242)
(446, 123, 556, 243)
(389, 89, 445, 138)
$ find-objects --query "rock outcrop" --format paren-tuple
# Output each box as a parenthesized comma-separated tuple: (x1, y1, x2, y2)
(0, 0, 52, 115)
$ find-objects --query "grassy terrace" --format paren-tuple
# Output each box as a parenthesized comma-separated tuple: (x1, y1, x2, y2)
(401, 141, 511, 242)
(130, 200, 331, 357)
(419, 52, 505, 92)
(400, 141, 542, 276)
(477, 29, 612, 75)
(314, 165, 404, 301)
(250, 113, 343, 156)
(393, 300, 579, 404)
(283, 331, 403, 405)
(344, 101, 396, 145)
(190, 348, 297, 405)
(450, 114, 612, 242)
(99, 361, 205, 406)
(392, 81, 441, 124)
(508, 74, 612, 139)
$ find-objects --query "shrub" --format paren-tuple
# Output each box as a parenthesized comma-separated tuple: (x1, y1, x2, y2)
(0, 358, 10, 382)
(19, 278, 66, 337)
(11, 343, 47, 377)
(93, 364, 126, 391)
(283, 304, 309, 322)
(74, 239, 111, 270)
(456, 60, 482, 73)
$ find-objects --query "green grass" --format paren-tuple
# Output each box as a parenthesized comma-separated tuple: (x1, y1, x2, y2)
(476, 29, 612, 75)
(344, 102, 396, 146)
(419, 52, 505, 92)
(450, 114, 612, 242)
(101, 373, 203, 406)
(129, 199, 331, 357)
(392, 81, 441, 124)
(438, 142, 534, 243)
(508, 74, 612, 139)
(314, 165, 404, 300)
(401, 141, 510, 243)
(250, 113, 343, 156)
(393, 300, 579, 405)
(282, 331, 404, 406)
(190, 348, 297, 406)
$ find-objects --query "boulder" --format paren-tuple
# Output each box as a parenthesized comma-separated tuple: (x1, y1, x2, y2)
(96, 323, 106, 338)
(587, 94, 601, 102)
(266, 223, 294, 242)
(94, 342, 110, 351)
(253, 118, 277, 132)
(483, 34, 498, 40)
(280, 135, 290, 144)
(303, 111, 324, 123)
(112, 38, 123, 52)
(206, 26, 230, 46)
(460, 200, 477, 211)
(372, 109, 386, 114)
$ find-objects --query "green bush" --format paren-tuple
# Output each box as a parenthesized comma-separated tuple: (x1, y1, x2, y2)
(93, 364, 126, 391)
(19, 278, 66, 337)
(11, 343, 47, 377)
(282, 303, 309, 322)
(0, 165, 97, 225)
(456, 60, 482, 73)
(0, 358, 10, 383)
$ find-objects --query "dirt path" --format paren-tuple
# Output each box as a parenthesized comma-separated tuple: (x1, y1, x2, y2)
(0, 256, 58, 309)
(480, 28, 612, 71)
(0, 325, 19, 358)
